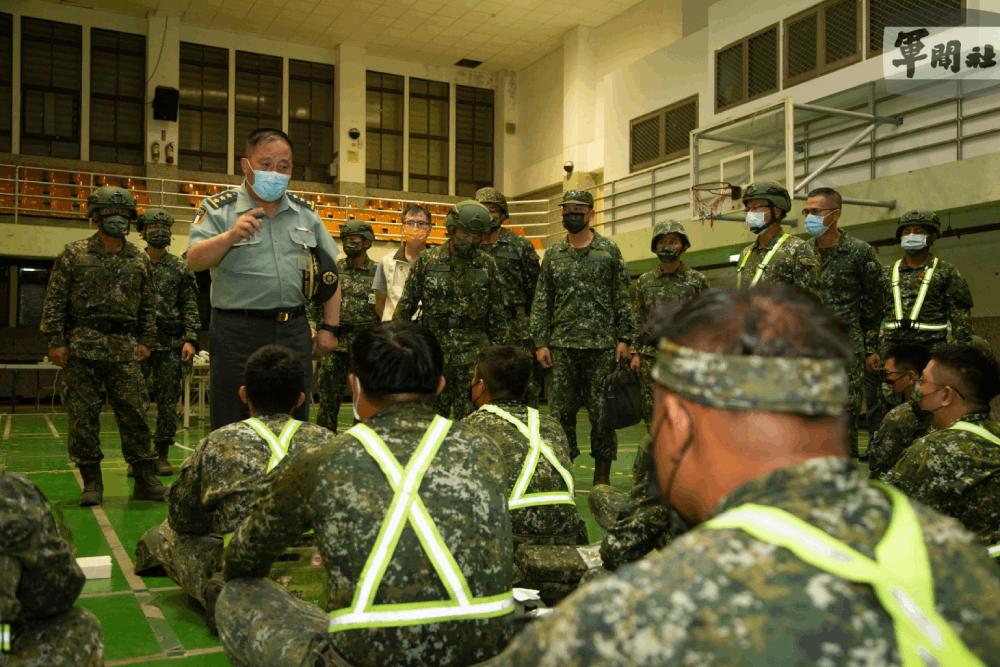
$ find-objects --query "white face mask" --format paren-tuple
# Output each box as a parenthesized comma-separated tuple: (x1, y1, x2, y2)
(745, 210, 768, 233)
(900, 233, 928, 253)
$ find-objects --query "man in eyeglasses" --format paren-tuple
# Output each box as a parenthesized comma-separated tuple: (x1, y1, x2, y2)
(804, 187, 884, 459)
(373, 204, 431, 321)
(885, 344, 1000, 551)
(867, 343, 932, 479)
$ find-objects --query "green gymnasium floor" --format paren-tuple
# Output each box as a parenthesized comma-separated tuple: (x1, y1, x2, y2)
(0, 405, 642, 666)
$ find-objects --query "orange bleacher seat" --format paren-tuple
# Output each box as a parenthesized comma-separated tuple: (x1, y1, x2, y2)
(48, 169, 71, 184)
(134, 192, 151, 206)
(19, 196, 45, 216)
(0, 194, 14, 213)
(71, 172, 88, 186)
(0, 178, 13, 194)
(19, 182, 44, 196)
(21, 167, 45, 183)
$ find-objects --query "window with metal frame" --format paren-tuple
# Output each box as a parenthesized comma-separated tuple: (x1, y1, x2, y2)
(867, 0, 964, 57)
(408, 77, 449, 196)
(179, 42, 228, 173)
(20, 17, 81, 159)
(288, 59, 334, 183)
(455, 85, 493, 197)
(784, 0, 862, 87)
(630, 95, 698, 172)
(0, 13, 11, 154)
(716, 25, 779, 112)
(90, 28, 145, 165)
(234, 51, 282, 173)
(366, 71, 403, 190)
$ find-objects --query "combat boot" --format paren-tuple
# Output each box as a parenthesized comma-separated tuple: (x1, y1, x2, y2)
(132, 460, 168, 501)
(154, 441, 174, 476)
(593, 458, 612, 486)
(78, 463, 103, 506)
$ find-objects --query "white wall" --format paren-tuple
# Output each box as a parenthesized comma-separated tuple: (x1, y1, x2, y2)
(506, 47, 564, 197)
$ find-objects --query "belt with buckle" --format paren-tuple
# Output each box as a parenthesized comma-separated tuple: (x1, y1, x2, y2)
(214, 307, 305, 323)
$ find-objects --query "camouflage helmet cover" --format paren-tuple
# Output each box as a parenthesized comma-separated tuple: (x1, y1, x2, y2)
(896, 210, 941, 239)
(559, 189, 595, 208)
(87, 186, 137, 219)
(474, 187, 508, 217)
(445, 200, 493, 235)
(650, 220, 691, 252)
(340, 219, 375, 243)
(741, 182, 792, 213)
(136, 207, 174, 232)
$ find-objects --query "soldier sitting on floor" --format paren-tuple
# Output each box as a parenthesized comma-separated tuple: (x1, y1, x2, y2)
(134, 345, 337, 631)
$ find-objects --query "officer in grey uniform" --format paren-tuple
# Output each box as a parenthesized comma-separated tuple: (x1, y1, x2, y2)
(187, 128, 342, 428)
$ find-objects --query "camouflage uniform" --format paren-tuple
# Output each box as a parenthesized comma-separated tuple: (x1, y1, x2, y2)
(530, 230, 635, 460)
(813, 230, 884, 456)
(737, 231, 821, 295)
(314, 256, 378, 431)
(143, 251, 200, 453)
(394, 246, 507, 419)
(0, 472, 103, 666)
(633, 264, 709, 424)
(135, 415, 338, 608)
(40, 233, 158, 466)
(490, 457, 1000, 666)
(218, 402, 514, 667)
(884, 412, 1000, 547)
(867, 399, 932, 480)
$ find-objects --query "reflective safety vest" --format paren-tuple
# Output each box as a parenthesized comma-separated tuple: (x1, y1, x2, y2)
(737, 233, 789, 288)
(327, 415, 515, 632)
(478, 404, 575, 509)
(243, 416, 304, 473)
(948, 420, 1000, 447)
(883, 258, 949, 333)
(703, 482, 984, 667)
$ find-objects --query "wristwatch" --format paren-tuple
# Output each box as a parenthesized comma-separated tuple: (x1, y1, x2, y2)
(320, 323, 341, 336)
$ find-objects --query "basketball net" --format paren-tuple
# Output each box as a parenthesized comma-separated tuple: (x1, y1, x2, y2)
(691, 182, 741, 224)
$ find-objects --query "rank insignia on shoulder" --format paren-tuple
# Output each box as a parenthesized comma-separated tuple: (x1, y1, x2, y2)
(204, 190, 237, 210)
(288, 192, 316, 211)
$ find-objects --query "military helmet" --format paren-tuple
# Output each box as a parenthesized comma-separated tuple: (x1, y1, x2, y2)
(340, 219, 375, 243)
(474, 187, 508, 217)
(559, 189, 594, 208)
(86, 186, 137, 219)
(896, 210, 941, 239)
(136, 207, 174, 232)
(445, 200, 493, 235)
(741, 182, 791, 212)
(650, 220, 690, 251)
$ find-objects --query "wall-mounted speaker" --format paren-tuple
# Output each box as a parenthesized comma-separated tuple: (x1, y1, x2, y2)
(152, 86, 179, 122)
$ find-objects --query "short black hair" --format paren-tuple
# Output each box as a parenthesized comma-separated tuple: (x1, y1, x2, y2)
(350, 321, 443, 399)
(930, 343, 1000, 407)
(807, 187, 842, 209)
(476, 345, 532, 400)
(885, 343, 931, 374)
(244, 345, 305, 414)
(401, 204, 432, 225)
(246, 127, 294, 155)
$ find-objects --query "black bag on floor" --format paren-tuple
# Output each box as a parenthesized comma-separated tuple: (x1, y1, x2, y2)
(603, 359, 642, 430)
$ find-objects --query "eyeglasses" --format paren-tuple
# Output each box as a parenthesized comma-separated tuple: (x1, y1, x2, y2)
(801, 207, 840, 216)
(880, 370, 907, 383)
(402, 219, 432, 228)
(916, 376, 965, 399)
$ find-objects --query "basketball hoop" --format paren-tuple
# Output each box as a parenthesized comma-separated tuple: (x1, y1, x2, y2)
(691, 182, 742, 223)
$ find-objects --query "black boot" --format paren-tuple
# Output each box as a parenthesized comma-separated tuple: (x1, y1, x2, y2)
(593, 458, 612, 486)
(78, 463, 103, 506)
(154, 441, 174, 476)
(132, 460, 167, 501)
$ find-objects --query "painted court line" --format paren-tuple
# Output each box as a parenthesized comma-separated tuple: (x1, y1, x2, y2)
(43, 414, 60, 438)
(175, 443, 195, 452)
(2, 414, 11, 441)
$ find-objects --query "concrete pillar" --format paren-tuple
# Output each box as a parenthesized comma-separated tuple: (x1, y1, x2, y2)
(334, 42, 366, 196)
(496, 70, 516, 196)
(562, 25, 599, 177)
(144, 12, 180, 181)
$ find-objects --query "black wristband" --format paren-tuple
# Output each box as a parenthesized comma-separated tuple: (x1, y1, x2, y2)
(320, 323, 341, 336)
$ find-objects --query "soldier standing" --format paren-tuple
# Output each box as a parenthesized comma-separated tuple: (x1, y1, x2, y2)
(630, 220, 709, 426)
(40, 186, 167, 505)
(394, 200, 507, 419)
(803, 187, 884, 458)
(737, 182, 820, 294)
(1, 471, 104, 664)
(476, 187, 542, 405)
(531, 190, 634, 485)
(138, 208, 201, 474)
(314, 220, 379, 431)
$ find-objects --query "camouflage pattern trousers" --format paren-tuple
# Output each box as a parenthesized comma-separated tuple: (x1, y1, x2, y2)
(436, 357, 477, 420)
(135, 522, 222, 607)
(6, 607, 103, 667)
(639, 353, 656, 427)
(549, 347, 617, 461)
(217, 578, 341, 667)
(315, 351, 349, 432)
(142, 349, 182, 447)
(63, 357, 155, 465)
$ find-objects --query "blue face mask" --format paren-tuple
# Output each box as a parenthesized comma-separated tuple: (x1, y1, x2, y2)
(251, 170, 290, 202)
(745, 210, 768, 234)
(804, 214, 828, 237)
(901, 233, 928, 253)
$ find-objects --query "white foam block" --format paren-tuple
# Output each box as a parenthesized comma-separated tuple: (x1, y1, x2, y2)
(77, 555, 112, 580)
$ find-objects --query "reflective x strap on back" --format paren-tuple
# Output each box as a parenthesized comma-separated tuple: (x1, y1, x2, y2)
(737, 233, 789, 288)
(243, 417, 304, 472)
(890, 258, 945, 330)
(702, 482, 983, 667)
(988, 544, 1000, 559)
(948, 421, 1000, 446)
(478, 404, 575, 509)
(328, 416, 514, 632)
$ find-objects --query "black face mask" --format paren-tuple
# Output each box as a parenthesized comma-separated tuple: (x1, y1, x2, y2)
(562, 212, 587, 234)
(99, 215, 130, 238)
(343, 242, 366, 258)
(656, 247, 681, 263)
(147, 229, 172, 248)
